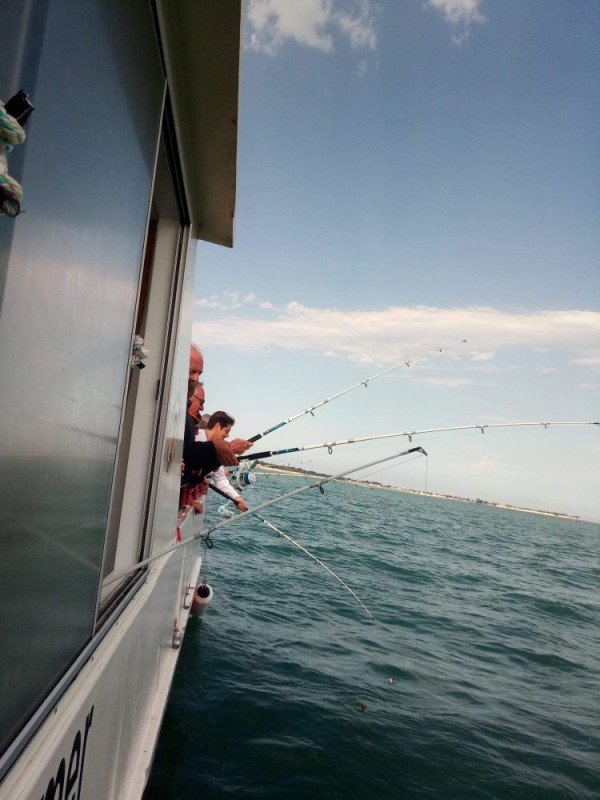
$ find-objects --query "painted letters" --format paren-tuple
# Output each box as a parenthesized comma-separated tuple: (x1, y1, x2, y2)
(40, 705, 93, 800)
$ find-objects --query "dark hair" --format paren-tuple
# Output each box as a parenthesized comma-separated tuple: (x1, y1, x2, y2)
(206, 411, 235, 430)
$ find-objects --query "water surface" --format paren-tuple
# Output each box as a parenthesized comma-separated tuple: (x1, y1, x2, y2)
(146, 475, 600, 799)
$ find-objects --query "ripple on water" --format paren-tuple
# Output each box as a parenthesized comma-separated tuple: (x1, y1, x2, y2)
(146, 476, 600, 800)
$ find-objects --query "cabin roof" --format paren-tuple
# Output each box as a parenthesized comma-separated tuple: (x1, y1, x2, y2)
(156, 1, 242, 247)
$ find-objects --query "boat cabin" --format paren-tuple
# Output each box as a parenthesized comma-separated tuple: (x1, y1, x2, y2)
(0, 2, 242, 797)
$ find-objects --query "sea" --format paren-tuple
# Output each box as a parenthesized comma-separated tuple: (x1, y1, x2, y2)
(145, 473, 600, 800)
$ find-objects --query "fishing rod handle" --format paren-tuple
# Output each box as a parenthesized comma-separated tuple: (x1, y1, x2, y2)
(247, 421, 287, 443)
(239, 450, 271, 460)
(208, 483, 233, 501)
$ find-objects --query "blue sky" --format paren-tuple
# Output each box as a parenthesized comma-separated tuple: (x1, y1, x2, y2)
(193, 0, 600, 521)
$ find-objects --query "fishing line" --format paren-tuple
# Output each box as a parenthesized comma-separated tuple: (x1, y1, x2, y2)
(104, 447, 426, 587)
(256, 515, 373, 618)
(246, 339, 467, 443)
(348, 452, 426, 484)
(207, 476, 376, 617)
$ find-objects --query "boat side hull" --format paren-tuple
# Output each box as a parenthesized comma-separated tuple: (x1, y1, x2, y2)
(0, 528, 201, 800)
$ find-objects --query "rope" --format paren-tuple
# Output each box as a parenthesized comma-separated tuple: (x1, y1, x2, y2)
(0, 105, 26, 146)
(130, 334, 150, 368)
(0, 102, 26, 217)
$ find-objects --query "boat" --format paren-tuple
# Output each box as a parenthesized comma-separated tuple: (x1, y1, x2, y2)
(0, 2, 242, 797)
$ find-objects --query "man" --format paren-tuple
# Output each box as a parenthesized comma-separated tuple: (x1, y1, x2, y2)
(197, 411, 250, 512)
(188, 382, 205, 428)
(189, 344, 203, 383)
(184, 382, 208, 512)
(182, 348, 238, 483)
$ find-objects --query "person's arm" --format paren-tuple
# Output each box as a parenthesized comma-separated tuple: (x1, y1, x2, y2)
(183, 440, 238, 479)
(229, 438, 252, 454)
(211, 467, 248, 510)
(214, 440, 239, 466)
(183, 439, 217, 473)
(211, 466, 239, 500)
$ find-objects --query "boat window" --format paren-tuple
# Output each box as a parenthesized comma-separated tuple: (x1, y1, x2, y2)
(98, 133, 185, 616)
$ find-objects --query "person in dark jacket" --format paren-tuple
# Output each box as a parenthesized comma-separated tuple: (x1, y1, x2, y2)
(182, 349, 249, 484)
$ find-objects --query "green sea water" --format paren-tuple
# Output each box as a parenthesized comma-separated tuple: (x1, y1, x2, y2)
(145, 474, 600, 799)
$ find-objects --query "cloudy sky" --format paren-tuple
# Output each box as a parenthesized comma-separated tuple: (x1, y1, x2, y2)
(193, 0, 600, 522)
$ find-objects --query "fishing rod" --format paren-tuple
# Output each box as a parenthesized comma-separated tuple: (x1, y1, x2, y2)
(104, 446, 427, 587)
(256, 516, 373, 619)
(246, 339, 467, 443)
(240, 421, 599, 461)
(207, 484, 373, 618)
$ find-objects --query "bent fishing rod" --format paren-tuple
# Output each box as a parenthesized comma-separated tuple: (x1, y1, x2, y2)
(104, 446, 427, 588)
(246, 339, 467, 443)
(207, 484, 373, 618)
(240, 421, 599, 461)
(255, 516, 373, 619)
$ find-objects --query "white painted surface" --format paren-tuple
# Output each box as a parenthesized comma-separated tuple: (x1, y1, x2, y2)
(0, 516, 201, 800)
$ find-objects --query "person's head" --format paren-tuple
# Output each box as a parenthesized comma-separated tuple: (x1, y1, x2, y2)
(206, 411, 235, 441)
(189, 345, 204, 382)
(188, 382, 205, 422)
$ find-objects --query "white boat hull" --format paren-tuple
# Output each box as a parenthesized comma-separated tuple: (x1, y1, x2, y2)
(0, 527, 201, 800)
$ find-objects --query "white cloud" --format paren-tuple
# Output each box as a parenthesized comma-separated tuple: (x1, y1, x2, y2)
(334, 1, 377, 49)
(427, 0, 485, 44)
(466, 364, 518, 374)
(196, 291, 266, 311)
(573, 353, 600, 367)
(194, 303, 600, 375)
(428, 0, 484, 26)
(413, 376, 476, 387)
(246, 0, 378, 56)
(195, 298, 222, 309)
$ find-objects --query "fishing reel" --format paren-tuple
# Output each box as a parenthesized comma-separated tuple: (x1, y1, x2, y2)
(234, 469, 257, 491)
(217, 504, 235, 519)
(230, 459, 259, 491)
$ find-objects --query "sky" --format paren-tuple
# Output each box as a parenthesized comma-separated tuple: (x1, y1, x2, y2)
(192, 0, 600, 522)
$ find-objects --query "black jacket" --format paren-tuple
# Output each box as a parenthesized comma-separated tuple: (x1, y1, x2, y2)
(182, 414, 219, 485)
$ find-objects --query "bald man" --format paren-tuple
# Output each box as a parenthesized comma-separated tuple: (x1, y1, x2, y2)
(189, 344, 203, 384)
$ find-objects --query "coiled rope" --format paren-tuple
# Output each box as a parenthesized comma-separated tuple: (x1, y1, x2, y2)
(0, 102, 26, 217)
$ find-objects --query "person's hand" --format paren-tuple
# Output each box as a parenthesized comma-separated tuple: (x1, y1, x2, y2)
(229, 438, 252, 455)
(234, 496, 248, 512)
(191, 499, 204, 515)
(214, 440, 238, 466)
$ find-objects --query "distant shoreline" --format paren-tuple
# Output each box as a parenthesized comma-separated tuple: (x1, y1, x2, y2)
(256, 463, 580, 521)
